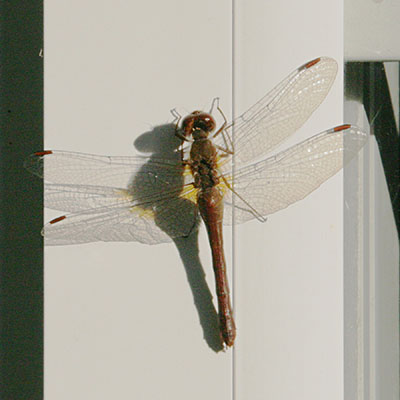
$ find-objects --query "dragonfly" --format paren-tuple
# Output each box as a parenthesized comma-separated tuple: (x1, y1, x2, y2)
(25, 57, 367, 348)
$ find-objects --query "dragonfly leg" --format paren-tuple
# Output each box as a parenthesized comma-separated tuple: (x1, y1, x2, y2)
(212, 101, 228, 138)
(209, 97, 220, 114)
(215, 144, 233, 155)
(213, 128, 234, 155)
(175, 131, 189, 142)
(215, 101, 227, 126)
(217, 152, 230, 159)
(174, 123, 191, 163)
(212, 105, 234, 155)
(173, 110, 186, 142)
(172, 109, 188, 144)
(170, 108, 182, 125)
(213, 121, 227, 138)
(220, 175, 267, 223)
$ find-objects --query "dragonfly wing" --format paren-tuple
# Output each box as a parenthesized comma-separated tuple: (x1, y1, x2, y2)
(26, 150, 200, 245)
(26, 150, 195, 211)
(25, 150, 186, 188)
(44, 183, 130, 213)
(223, 125, 367, 224)
(42, 184, 199, 245)
(214, 57, 338, 169)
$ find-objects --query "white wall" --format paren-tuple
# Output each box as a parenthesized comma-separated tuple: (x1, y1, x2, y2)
(234, 2, 345, 399)
(45, 2, 233, 399)
(45, 1, 346, 399)
(345, 0, 400, 61)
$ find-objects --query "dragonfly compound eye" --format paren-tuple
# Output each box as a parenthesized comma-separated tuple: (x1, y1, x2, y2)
(194, 113, 216, 133)
(182, 111, 216, 137)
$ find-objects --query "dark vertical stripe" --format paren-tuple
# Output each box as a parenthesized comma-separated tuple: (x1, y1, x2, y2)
(0, 1, 43, 398)
(363, 62, 400, 236)
(345, 61, 400, 236)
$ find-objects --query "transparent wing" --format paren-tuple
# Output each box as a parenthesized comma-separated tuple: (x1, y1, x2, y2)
(25, 150, 185, 189)
(215, 57, 338, 172)
(222, 125, 368, 224)
(41, 189, 199, 245)
(25, 151, 199, 245)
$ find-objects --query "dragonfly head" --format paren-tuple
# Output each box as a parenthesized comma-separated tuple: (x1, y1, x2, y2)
(181, 111, 216, 139)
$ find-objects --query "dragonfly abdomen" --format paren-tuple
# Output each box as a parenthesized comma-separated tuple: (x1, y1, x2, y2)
(197, 186, 236, 347)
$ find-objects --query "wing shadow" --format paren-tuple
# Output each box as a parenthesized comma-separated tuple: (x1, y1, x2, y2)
(132, 123, 223, 352)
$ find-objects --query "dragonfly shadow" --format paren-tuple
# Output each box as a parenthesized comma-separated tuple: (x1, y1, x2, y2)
(132, 123, 224, 352)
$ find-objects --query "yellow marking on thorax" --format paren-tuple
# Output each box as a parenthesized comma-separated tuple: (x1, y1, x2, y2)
(116, 155, 232, 217)
(117, 189, 156, 219)
(180, 184, 198, 203)
(183, 164, 192, 177)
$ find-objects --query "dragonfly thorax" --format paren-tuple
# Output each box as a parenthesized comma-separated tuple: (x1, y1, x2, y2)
(181, 111, 216, 138)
